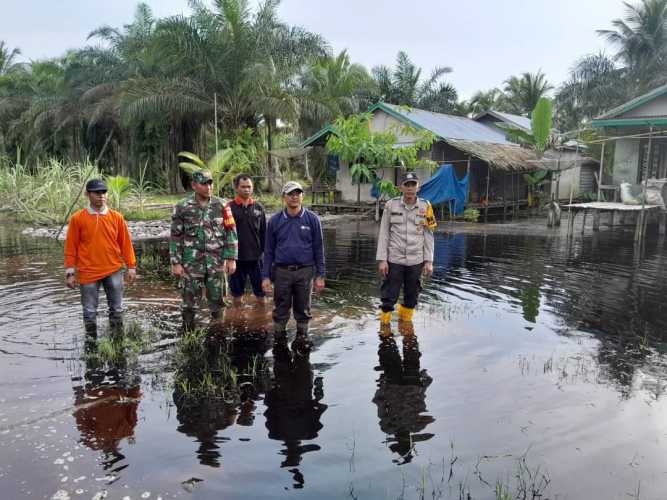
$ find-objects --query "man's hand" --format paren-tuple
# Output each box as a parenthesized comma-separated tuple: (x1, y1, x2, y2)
(423, 261, 433, 277)
(126, 268, 137, 284)
(171, 263, 185, 277)
(378, 260, 389, 277)
(223, 259, 236, 275)
(314, 276, 325, 291)
(65, 274, 77, 289)
(262, 278, 273, 294)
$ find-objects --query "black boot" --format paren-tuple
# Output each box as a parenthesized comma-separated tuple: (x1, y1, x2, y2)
(84, 321, 97, 339)
(109, 316, 124, 337)
(292, 322, 312, 357)
(181, 310, 196, 334)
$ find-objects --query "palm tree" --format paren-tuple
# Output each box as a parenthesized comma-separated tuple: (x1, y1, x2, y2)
(598, 0, 667, 81)
(465, 88, 509, 115)
(555, 53, 627, 130)
(299, 50, 377, 135)
(503, 71, 553, 116)
(0, 42, 22, 76)
(371, 51, 457, 113)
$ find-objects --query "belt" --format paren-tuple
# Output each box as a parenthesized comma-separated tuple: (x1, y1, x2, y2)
(275, 263, 313, 271)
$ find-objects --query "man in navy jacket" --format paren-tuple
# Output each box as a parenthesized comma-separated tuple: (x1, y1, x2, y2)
(262, 181, 325, 353)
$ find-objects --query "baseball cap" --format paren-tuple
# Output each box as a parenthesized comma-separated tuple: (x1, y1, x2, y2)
(86, 179, 108, 192)
(192, 170, 213, 184)
(400, 172, 419, 185)
(282, 181, 304, 195)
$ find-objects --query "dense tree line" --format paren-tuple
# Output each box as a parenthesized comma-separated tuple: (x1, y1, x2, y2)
(1, 0, 666, 188)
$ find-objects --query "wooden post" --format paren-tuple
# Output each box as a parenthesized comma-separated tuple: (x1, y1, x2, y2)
(636, 127, 653, 242)
(593, 210, 600, 231)
(581, 210, 587, 234)
(660, 212, 667, 235)
(484, 164, 491, 223)
(597, 142, 605, 201)
(502, 174, 507, 222)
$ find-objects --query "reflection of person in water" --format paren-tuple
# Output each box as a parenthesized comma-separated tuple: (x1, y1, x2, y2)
(264, 340, 327, 488)
(373, 323, 434, 465)
(72, 341, 141, 468)
(173, 337, 270, 468)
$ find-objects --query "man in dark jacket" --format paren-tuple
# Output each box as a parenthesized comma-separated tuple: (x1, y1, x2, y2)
(227, 174, 267, 305)
(262, 181, 325, 354)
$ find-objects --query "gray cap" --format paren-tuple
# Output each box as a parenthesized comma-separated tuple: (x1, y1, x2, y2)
(86, 178, 108, 192)
(282, 181, 304, 195)
(400, 172, 419, 185)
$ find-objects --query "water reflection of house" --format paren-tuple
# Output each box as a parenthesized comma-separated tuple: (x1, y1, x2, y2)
(303, 103, 542, 216)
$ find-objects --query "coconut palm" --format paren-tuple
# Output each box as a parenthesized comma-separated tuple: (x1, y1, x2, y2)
(555, 53, 627, 130)
(503, 71, 553, 116)
(598, 0, 667, 80)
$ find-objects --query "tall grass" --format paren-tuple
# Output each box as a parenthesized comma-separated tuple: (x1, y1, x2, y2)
(0, 156, 100, 224)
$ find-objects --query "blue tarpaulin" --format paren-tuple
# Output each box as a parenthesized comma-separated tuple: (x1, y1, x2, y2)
(418, 164, 468, 215)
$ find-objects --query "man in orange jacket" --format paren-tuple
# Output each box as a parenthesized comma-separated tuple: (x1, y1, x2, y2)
(64, 179, 137, 337)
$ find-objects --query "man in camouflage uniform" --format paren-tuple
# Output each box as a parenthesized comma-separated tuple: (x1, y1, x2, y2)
(170, 170, 238, 331)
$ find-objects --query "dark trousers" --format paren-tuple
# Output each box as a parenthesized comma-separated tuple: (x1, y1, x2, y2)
(272, 265, 314, 327)
(380, 262, 424, 312)
(229, 260, 265, 297)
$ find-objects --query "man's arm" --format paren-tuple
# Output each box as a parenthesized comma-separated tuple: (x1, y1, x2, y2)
(221, 204, 238, 261)
(259, 205, 267, 256)
(376, 199, 391, 261)
(169, 205, 184, 265)
(311, 213, 325, 278)
(262, 217, 275, 280)
(117, 215, 137, 268)
(64, 215, 79, 288)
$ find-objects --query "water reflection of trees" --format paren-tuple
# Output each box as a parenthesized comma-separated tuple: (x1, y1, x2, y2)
(373, 326, 434, 465)
(453, 229, 667, 397)
(264, 342, 327, 489)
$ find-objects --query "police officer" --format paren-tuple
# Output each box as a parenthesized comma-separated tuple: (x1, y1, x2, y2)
(170, 170, 238, 331)
(376, 172, 436, 324)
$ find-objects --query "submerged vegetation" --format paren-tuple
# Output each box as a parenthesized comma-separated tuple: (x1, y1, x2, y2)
(172, 328, 269, 406)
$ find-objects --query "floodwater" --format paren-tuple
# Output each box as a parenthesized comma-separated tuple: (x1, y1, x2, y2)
(2, 218, 667, 500)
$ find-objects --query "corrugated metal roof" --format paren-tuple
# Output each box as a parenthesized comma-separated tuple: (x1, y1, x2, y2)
(473, 110, 532, 132)
(443, 139, 539, 172)
(378, 103, 510, 144)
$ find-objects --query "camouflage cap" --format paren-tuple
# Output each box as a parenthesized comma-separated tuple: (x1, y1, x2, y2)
(192, 170, 213, 184)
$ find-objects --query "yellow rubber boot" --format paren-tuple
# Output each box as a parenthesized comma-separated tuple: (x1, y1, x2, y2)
(379, 310, 392, 325)
(397, 304, 415, 322)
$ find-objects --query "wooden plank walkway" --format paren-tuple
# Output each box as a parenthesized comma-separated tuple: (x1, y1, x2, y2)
(563, 201, 666, 240)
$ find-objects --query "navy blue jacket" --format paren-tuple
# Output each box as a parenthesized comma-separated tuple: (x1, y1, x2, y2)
(263, 208, 325, 279)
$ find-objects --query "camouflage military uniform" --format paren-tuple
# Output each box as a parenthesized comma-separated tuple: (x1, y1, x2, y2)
(170, 193, 238, 324)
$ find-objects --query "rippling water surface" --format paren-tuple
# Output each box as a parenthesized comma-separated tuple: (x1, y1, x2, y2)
(2, 218, 667, 500)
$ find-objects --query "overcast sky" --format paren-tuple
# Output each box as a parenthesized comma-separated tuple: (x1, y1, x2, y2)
(2, 0, 627, 99)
